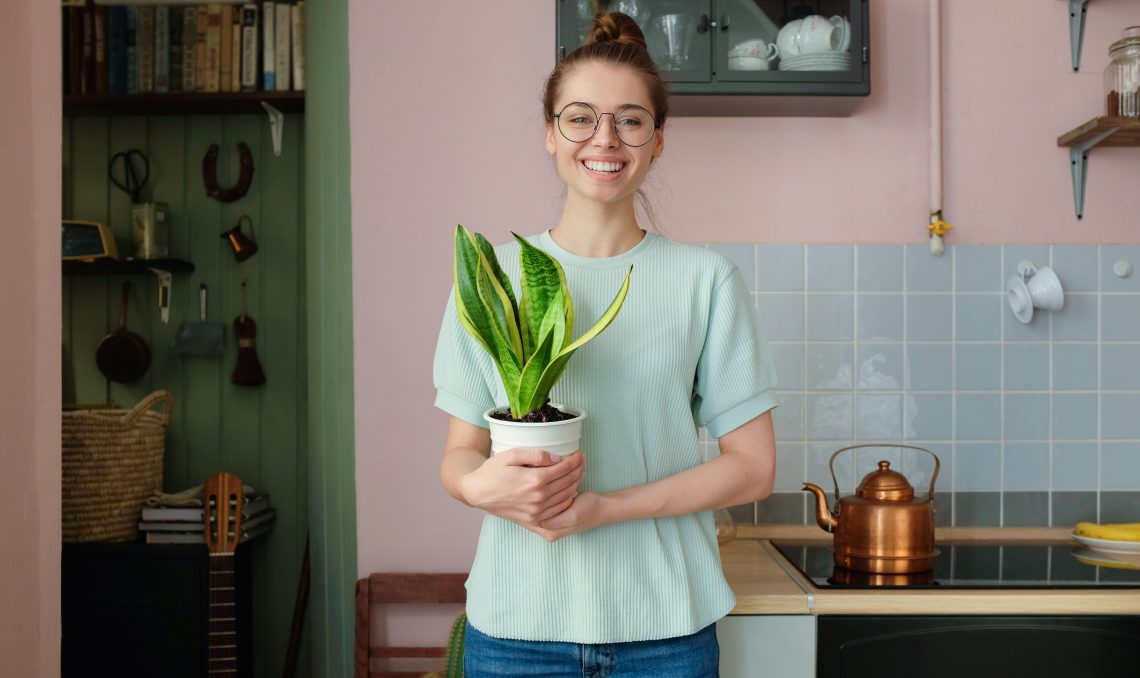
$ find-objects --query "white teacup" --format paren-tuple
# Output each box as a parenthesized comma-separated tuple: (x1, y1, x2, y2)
(829, 15, 851, 52)
(728, 38, 778, 70)
(1026, 265, 1065, 311)
(798, 15, 840, 54)
(776, 19, 804, 56)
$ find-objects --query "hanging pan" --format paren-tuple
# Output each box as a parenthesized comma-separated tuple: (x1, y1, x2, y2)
(96, 281, 151, 383)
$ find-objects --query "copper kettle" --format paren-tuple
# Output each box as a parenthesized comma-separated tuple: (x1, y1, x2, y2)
(803, 444, 940, 574)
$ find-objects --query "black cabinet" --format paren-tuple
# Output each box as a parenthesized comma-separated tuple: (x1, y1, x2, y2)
(556, 0, 870, 116)
(62, 542, 253, 678)
(818, 615, 1140, 678)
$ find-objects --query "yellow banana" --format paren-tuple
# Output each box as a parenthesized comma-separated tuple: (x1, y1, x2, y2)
(1075, 521, 1140, 541)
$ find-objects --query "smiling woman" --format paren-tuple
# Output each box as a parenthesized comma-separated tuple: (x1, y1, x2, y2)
(433, 11, 780, 678)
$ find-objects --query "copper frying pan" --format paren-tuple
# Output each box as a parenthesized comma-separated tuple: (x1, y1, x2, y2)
(96, 282, 151, 383)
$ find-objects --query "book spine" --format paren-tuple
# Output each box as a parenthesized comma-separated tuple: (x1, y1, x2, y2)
(230, 9, 242, 92)
(137, 6, 154, 93)
(181, 7, 197, 92)
(291, 2, 304, 91)
(261, 2, 275, 92)
(80, 3, 93, 95)
(94, 6, 107, 95)
(125, 7, 138, 94)
(107, 7, 126, 95)
(218, 5, 233, 93)
(274, 2, 289, 91)
(240, 4, 259, 91)
(205, 4, 222, 93)
(168, 8, 183, 92)
(154, 6, 169, 93)
(195, 6, 208, 92)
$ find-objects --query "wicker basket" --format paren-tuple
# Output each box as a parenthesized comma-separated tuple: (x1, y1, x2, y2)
(62, 390, 173, 543)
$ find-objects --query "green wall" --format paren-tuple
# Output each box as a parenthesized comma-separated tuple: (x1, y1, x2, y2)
(304, 0, 358, 673)
(62, 112, 310, 677)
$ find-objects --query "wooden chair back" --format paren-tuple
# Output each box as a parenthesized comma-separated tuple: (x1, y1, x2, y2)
(355, 572, 468, 678)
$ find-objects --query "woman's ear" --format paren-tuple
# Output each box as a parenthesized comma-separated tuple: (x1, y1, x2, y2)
(652, 126, 665, 160)
(545, 123, 557, 156)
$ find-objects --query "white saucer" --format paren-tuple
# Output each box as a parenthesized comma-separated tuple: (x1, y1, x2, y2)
(1072, 532, 1140, 554)
(1006, 275, 1034, 324)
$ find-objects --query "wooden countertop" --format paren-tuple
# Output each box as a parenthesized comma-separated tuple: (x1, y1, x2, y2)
(721, 526, 1140, 616)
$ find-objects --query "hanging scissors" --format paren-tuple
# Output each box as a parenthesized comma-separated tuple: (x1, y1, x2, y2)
(107, 148, 150, 204)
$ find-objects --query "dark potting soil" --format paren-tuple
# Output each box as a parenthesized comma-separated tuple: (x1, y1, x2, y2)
(488, 401, 578, 423)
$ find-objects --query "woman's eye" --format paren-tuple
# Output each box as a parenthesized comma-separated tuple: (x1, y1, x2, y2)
(569, 116, 594, 125)
(618, 118, 643, 128)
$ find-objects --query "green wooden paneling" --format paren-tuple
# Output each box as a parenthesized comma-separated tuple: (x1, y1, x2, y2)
(304, 0, 357, 675)
(62, 111, 308, 678)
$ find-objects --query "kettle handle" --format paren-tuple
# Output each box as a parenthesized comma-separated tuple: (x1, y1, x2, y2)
(828, 444, 941, 504)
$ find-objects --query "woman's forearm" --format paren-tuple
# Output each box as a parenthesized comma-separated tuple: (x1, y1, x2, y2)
(599, 414, 775, 525)
(440, 445, 488, 506)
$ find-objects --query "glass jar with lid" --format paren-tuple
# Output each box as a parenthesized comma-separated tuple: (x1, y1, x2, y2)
(1105, 26, 1140, 117)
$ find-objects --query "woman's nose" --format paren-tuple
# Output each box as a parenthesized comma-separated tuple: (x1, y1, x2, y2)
(592, 114, 620, 147)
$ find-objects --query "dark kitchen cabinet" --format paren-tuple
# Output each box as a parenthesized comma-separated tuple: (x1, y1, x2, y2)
(62, 542, 253, 678)
(817, 615, 1140, 677)
(556, 0, 870, 116)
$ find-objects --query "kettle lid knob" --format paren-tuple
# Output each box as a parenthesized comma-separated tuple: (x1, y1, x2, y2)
(856, 460, 915, 502)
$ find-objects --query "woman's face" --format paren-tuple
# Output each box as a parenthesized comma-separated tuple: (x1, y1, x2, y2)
(545, 61, 664, 210)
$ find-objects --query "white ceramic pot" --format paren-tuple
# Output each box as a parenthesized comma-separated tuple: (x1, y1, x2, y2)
(483, 405, 586, 457)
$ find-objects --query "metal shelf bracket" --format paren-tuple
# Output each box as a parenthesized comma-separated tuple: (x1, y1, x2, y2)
(1068, 124, 1120, 219)
(1069, 0, 1089, 71)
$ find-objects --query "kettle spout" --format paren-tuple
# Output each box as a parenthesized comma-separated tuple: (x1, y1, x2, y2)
(802, 483, 838, 532)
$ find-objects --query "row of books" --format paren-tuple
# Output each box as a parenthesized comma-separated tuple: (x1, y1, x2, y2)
(63, 2, 305, 97)
(140, 492, 275, 545)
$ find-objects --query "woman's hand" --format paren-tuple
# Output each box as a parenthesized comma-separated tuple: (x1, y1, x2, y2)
(459, 449, 584, 527)
(533, 492, 608, 542)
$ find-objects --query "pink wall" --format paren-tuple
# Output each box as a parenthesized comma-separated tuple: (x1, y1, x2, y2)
(350, 0, 1140, 573)
(0, 0, 61, 675)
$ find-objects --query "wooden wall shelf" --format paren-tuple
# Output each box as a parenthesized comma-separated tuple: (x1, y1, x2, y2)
(1056, 116, 1140, 219)
(63, 90, 304, 116)
(63, 258, 195, 276)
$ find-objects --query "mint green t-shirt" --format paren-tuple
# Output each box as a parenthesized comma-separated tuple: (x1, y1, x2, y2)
(433, 231, 778, 644)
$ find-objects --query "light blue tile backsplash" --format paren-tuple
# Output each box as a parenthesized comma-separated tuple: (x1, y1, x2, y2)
(705, 242, 1140, 526)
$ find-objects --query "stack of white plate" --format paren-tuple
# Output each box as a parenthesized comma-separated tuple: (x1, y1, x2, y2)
(779, 52, 850, 71)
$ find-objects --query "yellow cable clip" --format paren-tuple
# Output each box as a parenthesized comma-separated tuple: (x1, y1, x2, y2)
(928, 212, 954, 237)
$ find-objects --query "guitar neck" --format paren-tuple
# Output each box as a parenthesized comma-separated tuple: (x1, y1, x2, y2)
(207, 553, 238, 675)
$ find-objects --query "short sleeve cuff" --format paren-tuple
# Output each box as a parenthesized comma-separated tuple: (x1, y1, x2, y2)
(705, 389, 779, 438)
(434, 389, 491, 429)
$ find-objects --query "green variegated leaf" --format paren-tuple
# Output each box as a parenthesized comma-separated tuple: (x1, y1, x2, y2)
(513, 233, 572, 362)
(454, 226, 499, 353)
(474, 232, 518, 326)
(515, 290, 565, 415)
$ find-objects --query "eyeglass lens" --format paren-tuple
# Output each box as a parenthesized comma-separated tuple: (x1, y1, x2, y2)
(557, 103, 656, 147)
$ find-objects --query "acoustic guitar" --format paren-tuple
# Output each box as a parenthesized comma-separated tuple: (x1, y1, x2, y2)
(204, 472, 244, 676)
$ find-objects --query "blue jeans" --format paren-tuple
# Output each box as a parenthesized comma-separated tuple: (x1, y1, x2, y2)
(463, 620, 719, 677)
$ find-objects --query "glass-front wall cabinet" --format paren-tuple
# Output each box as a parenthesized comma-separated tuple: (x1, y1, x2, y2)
(557, 0, 869, 116)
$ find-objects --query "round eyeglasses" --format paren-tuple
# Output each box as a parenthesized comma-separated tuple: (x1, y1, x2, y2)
(553, 102, 659, 147)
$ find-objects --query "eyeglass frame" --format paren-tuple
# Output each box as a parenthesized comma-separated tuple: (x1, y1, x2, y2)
(551, 101, 661, 148)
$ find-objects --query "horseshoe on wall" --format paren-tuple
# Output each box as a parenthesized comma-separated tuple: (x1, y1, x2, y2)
(202, 142, 255, 203)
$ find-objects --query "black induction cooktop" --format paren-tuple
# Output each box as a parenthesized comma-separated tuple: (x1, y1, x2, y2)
(770, 541, 1140, 589)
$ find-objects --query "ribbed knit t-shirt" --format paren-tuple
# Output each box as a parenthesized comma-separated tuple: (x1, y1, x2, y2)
(432, 230, 778, 644)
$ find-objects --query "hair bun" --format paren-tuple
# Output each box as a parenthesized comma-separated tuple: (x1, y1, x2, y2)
(584, 12, 649, 52)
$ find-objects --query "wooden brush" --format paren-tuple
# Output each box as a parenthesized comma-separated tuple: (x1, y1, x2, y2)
(231, 279, 266, 386)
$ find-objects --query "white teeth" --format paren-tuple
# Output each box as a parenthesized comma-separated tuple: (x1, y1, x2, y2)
(584, 160, 624, 173)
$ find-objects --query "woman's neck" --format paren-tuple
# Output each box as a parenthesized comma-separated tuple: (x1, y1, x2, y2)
(550, 197, 644, 258)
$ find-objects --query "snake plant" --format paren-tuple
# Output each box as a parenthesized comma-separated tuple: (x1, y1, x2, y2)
(453, 225, 632, 420)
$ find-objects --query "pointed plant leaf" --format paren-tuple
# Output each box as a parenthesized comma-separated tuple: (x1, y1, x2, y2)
(515, 290, 565, 413)
(513, 233, 572, 362)
(454, 226, 500, 353)
(474, 232, 518, 328)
